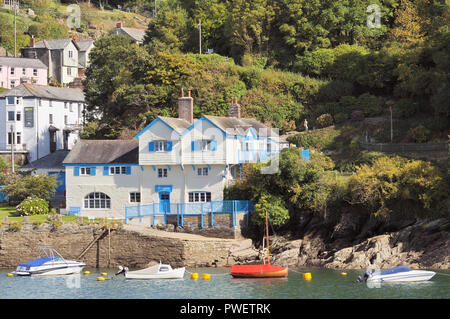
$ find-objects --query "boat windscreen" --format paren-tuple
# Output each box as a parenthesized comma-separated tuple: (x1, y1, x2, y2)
(379, 266, 411, 276)
(18, 256, 62, 268)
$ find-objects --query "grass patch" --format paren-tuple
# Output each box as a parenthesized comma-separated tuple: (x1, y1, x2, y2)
(0, 203, 90, 223)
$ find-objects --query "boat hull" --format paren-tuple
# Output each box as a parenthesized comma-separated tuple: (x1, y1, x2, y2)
(367, 270, 436, 283)
(227, 264, 288, 278)
(125, 267, 185, 279)
(13, 262, 85, 277)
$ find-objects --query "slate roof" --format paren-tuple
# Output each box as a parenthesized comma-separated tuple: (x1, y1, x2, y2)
(32, 38, 79, 50)
(63, 140, 139, 164)
(76, 40, 95, 52)
(159, 117, 192, 134)
(20, 150, 69, 170)
(0, 56, 47, 69)
(118, 27, 146, 43)
(0, 83, 84, 102)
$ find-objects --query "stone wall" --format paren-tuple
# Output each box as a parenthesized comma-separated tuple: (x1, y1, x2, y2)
(0, 222, 249, 269)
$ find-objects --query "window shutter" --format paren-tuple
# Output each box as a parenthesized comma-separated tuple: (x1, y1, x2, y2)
(74, 167, 79, 176)
(210, 140, 217, 151)
(149, 141, 155, 152)
(126, 166, 131, 175)
(191, 141, 199, 151)
(103, 167, 109, 176)
(90, 167, 96, 176)
(166, 141, 172, 151)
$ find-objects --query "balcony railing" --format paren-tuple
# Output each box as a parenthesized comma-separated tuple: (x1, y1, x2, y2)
(124, 200, 254, 228)
(238, 150, 280, 163)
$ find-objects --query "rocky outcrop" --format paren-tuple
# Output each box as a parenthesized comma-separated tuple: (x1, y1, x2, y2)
(268, 218, 450, 269)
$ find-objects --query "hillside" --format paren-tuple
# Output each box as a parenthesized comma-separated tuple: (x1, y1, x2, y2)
(0, 1, 149, 54)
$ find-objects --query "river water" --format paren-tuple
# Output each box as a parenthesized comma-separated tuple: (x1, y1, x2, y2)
(1, 268, 449, 299)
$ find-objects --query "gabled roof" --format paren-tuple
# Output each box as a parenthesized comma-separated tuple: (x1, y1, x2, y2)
(76, 40, 95, 52)
(0, 57, 47, 69)
(0, 83, 84, 102)
(31, 38, 79, 50)
(20, 150, 69, 170)
(134, 116, 191, 139)
(195, 115, 275, 138)
(117, 27, 146, 43)
(63, 140, 139, 165)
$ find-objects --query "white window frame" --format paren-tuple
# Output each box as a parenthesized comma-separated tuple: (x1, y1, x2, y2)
(79, 167, 91, 176)
(84, 192, 111, 209)
(129, 192, 141, 203)
(7, 111, 15, 121)
(188, 192, 211, 203)
(155, 140, 167, 152)
(109, 166, 127, 175)
(157, 168, 168, 178)
(10, 68, 14, 75)
(33, 69, 38, 76)
(199, 140, 212, 151)
(197, 167, 209, 176)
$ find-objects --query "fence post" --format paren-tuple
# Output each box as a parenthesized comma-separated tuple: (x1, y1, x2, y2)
(181, 203, 184, 227)
(125, 207, 128, 224)
(232, 200, 236, 226)
(211, 201, 214, 227)
(176, 203, 179, 227)
(152, 202, 156, 226)
(200, 203, 204, 229)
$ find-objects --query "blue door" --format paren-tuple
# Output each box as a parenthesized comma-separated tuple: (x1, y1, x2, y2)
(159, 192, 170, 213)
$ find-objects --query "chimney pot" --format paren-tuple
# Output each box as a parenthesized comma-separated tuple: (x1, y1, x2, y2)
(181, 88, 184, 97)
(30, 35, 35, 48)
(178, 90, 194, 124)
(229, 97, 241, 118)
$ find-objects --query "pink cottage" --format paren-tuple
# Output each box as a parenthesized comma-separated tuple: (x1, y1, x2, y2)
(0, 56, 48, 89)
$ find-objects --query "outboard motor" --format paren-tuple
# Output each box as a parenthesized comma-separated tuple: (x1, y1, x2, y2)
(115, 266, 129, 276)
(357, 271, 371, 283)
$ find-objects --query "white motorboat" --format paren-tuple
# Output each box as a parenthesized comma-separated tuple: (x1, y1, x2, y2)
(357, 265, 436, 283)
(13, 247, 86, 276)
(117, 262, 185, 279)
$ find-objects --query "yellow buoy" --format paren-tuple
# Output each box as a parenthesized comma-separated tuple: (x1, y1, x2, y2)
(7, 273, 13, 277)
(84, 271, 90, 275)
(190, 272, 199, 280)
(97, 276, 106, 281)
(341, 272, 347, 276)
(202, 273, 211, 280)
(101, 272, 107, 276)
(302, 272, 312, 280)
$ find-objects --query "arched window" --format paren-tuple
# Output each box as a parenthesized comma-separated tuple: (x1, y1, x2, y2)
(84, 192, 111, 209)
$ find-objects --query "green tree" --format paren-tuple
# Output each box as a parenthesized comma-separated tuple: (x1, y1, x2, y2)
(2, 173, 58, 205)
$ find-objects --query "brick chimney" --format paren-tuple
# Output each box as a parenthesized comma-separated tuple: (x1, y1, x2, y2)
(30, 35, 35, 48)
(229, 97, 241, 118)
(178, 88, 194, 124)
(116, 20, 123, 28)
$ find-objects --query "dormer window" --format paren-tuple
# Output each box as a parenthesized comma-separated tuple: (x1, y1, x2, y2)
(148, 140, 172, 152)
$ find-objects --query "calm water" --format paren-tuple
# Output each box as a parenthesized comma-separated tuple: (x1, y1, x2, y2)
(1, 268, 449, 299)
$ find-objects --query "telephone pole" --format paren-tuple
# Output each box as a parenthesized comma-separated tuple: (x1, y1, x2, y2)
(14, 1, 18, 57)
(198, 20, 202, 54)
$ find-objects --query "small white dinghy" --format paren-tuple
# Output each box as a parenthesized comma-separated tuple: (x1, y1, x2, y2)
(358, 265, 436, 283)
(13, 247, 85, 276)
(117, 262, 185, 280)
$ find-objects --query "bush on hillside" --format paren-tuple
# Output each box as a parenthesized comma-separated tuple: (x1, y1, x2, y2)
(316, 113, 333, 128)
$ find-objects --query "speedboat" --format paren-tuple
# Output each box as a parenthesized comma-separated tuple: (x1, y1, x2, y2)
(13, 247, 86, 276)
(357, 265, 436, 283)
(117, 262, 185, 279)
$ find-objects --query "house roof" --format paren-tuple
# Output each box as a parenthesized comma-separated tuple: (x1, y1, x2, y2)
(117, 27, 146, 43)
(32, 38, 79, 50)
(134, 116, 192, 139)
(203, 115, 276, 137)
(0, 83, 84, 102)
(63, 140, 139, 165)
(0, 56, 47, 69)
(76, 40, 95, 52)
(20, 150, 69, 170)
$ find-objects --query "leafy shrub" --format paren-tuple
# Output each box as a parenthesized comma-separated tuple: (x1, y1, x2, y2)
(334, 112, 348, 124)
(15, 197, 49, 217)
(252, 194, 289, 227)
(408, 125, 430, 143)
(351, 110, 365, 122)
(8, 222, 22, 232)
(316, 113, 333, 128)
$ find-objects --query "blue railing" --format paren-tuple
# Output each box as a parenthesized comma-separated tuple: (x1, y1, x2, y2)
(62, 206, 81, 216)
(124, 200, 254, 228)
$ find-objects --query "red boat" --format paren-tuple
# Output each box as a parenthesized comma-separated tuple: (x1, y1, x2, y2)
(226, 209, 288, 278)
(225, 263, 288, 278)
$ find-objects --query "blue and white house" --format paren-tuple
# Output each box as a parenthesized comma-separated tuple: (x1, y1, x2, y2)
(63, 92, 288, 224)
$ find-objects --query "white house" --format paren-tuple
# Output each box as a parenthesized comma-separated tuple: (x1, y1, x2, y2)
(0, 83, 85, 162)
(63, 91, 287, 222)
